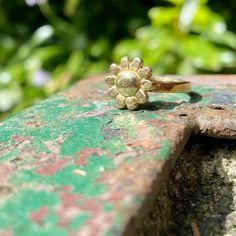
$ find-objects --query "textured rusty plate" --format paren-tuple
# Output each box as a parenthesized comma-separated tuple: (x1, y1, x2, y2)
(0, 75, 235, 236)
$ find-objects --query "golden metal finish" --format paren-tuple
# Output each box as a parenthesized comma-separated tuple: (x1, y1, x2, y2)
(150, 76, 192, 93)
(105, 56, 191, 110)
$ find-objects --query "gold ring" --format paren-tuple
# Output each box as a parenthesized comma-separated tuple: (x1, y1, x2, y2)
(105, 56, 191, 110)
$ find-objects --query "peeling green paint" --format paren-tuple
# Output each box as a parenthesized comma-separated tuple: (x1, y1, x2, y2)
(0, 190, 59, 234)
(103, 203, 113, 212)
(0, 76, 235, 236)
(69, 213, 90, 229)
(158, 140, 172, 159)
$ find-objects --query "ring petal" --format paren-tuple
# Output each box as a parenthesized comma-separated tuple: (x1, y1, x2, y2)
(116, 94, 126, 109)
(108, 86, 119, 98)
(109, 63, 121, 75)
(141, 79, 153, 90)
(130, 58, 143, 71)
(138, 67, 152, 79)
(120, 56, 129, 69)
(126, 97, 138, 110)
(135, 89, 149, 104)
(105, 75, 116, 87)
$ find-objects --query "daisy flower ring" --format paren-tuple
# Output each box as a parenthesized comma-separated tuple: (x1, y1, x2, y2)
(105, 56, 191, 110)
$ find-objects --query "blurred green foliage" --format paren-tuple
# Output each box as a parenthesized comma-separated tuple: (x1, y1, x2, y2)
(0, 0, 236, 119)
(0, 0, 152, 118)
(114, 0, 236, 74)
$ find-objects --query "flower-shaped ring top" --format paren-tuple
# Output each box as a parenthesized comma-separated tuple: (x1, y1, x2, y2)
(105, 56, 153, 110)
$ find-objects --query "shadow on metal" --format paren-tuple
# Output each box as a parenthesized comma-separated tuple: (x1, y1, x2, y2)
(143, 91, 203, 111)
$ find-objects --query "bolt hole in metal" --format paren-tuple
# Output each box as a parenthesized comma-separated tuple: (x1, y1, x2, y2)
(210, 105, 225, 110)
(138, 136, 236, 236)
(179, 113, 188, 117)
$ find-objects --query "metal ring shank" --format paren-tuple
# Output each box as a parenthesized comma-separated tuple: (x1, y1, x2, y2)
(149, 76, 192, 93)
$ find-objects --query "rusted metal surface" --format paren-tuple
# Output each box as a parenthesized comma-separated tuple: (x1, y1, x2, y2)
(0, 75, 235, 236)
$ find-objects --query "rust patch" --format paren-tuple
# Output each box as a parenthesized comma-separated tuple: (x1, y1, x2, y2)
(11, 134, 32, 144)
(0, 164, 16, 183)
(0, 74, 235, 236)
(30, 206, 48, 225)
(25, 120, 42, 128)
(74, 148, 104, 166)
(0, 230, 13, 236)
(0, 185, 12, 197)
(36, 158, 68, 176)
(175, 105, 236, 139)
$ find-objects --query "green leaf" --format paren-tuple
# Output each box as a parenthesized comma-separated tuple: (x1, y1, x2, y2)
(0, 72, 12, 86)
(202, 31, 236, 49)
(192, 6, 226, 34)
(31, 25, 54, 46)
(179, 0, 199, 32)
(218, 50, 236, 66)
(163, 0, 184, 6)
(66, 51, 84, 77)
(0, 36, 17, 63)
(113, 40, 142, 62)
(148, 7, 178, 27)
(135, 26, 160, 41)
(83, 61, 108, 77)
(164, 0, 208, 6)
(30, 45, 67, 73)
(64, 0, 81, 16)
(89, 39, 109, 58)
(0, 87, 22, 112)
(179, 36, 223, 70)
(177, 58, 196, 74)
(6, 63, 25, 83)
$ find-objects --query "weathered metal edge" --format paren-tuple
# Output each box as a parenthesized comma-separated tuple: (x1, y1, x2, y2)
(0, 74, 235, 236)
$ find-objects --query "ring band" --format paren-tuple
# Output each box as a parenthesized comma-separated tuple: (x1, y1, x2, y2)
(105, 56, 192, 110)
(149, 76, 191, 93)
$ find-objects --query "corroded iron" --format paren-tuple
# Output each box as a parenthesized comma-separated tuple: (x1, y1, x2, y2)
(0, 75, 235, 236)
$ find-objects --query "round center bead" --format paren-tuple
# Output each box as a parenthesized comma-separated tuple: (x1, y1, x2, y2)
(116, 71, 140, 97)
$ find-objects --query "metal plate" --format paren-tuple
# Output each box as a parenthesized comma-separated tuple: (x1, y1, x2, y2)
(0, 75, 235, 236)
